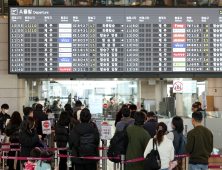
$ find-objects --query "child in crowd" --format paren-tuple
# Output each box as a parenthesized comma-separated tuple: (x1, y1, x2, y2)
(35, 150, 58, 170)
(24, 148, 41, 170)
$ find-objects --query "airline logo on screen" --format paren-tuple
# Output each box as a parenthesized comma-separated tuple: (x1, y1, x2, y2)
(58, 24, 72, 72)
(173, 24, 186, 72)
(173, 24, 186, 28)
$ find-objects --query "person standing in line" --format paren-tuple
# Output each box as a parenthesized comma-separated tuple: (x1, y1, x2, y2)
(125, 111, 151, 170)
(34, 104, 48, 140)
(21, 107, 40, 135)
(143, 111, 158, 138)
(115, 104, 128, 127)
(129, 104, 137, 119)
(55, 111, 70, 170)
(116, 107, 134, 132)
(106, 97, 115, 116)
(5, 111, 22, 170)
(144, 122, 174, 170)
(0, 104, 10, 134)
(185, 111, 213, 170)
(32, 97, 40, 110)
(73, 101, 82, 114)
(167, 116, 184, 170)
(19, 117, 42, 166)
(69, 108, 100, 170)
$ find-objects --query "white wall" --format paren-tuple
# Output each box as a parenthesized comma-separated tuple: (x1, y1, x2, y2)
(141, 81, 155, 100)
(207, 78, 222, 111)
(0, 17, 25, 116)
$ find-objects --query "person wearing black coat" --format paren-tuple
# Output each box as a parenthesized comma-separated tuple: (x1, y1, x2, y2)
(0, 104, 10, 134)
(5, 111, 22, 170)
(143, 112, 158, 138)
(19, 116, 42, 164)
(34, 104, 48, 139)
(55, 111, 70, 169)
(69, 109, 100, 170)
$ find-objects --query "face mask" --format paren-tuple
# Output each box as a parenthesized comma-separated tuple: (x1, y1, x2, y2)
(5, 110, 9, 114)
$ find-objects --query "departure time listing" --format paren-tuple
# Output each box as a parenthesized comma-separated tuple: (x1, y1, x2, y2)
(9, 7, 222, 73)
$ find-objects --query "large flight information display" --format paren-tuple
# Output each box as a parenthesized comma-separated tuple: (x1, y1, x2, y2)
(8, 7, 222, 73)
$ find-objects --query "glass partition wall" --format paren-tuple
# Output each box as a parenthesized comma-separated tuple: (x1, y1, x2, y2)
(25, 79, 141, 119)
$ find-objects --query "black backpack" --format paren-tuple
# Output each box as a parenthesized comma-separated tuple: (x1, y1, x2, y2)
(107, 125, 128, 163)
(144, 139, 161, 170)
(78, 133, 97, 157)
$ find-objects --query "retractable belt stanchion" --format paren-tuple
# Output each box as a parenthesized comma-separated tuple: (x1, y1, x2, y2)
(20, 144, 22, 170)
(67, 150, 69, 170)
(55, 150, 58, 168)
(49, 134, 52, 148)
(185, 157, 189, 170)
(121, 155, 125, 170)
(2, 151, 4, 170)
(102, 140, 107, 170)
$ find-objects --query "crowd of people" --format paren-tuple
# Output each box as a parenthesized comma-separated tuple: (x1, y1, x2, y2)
(0, 101, 214, 170)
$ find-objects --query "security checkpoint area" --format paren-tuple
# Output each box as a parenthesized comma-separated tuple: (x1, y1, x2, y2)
(1, 2, 222, 170)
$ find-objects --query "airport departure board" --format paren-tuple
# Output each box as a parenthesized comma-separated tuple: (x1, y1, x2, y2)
(8, 7, 222, 73)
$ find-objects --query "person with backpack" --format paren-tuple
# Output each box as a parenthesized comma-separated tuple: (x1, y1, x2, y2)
(126, 111, 151, 170)
(144, 122, 174, 170)
(167, 116, 184, 170)
(69, 108, 100, 170)
(185, 111, 213, 170)
(55, 111, 70, 169)
(116, 108, 134, 132)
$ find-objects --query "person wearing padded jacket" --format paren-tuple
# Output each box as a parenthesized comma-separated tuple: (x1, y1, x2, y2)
(167, 116, 184, 170)
(19, 116, 42, 165)
(5, 111, 22, 170)
(69, 108, 100, 170)
(55, 111, 70, 170)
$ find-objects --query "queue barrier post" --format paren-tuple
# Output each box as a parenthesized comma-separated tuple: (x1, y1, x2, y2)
(55, 150, 58, 168)
(2, 151, 4, 170)
(20, 144, 23, 170)
(46, 135, 49, 147)
(185, 157, 189, 170)
(102, 140, 107, 170)
(121, 155, 125, 170)
(67, 150, 69, 170)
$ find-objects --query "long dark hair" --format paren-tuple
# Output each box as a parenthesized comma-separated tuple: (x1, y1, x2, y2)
(10, 111, 22, 128)
(29, 148, 41, 163)
(64, 104, 73, 117)
(155, 122, 167, 145)
(115, 104, 128, 126)
(172, 116, 184, 134)
(39, 150, 53, 167)
(24, 117, 35, 130)
(57, 111, 70, 126)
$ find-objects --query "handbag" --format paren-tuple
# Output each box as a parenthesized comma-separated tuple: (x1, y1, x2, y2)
(144, 139, 161, 170)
